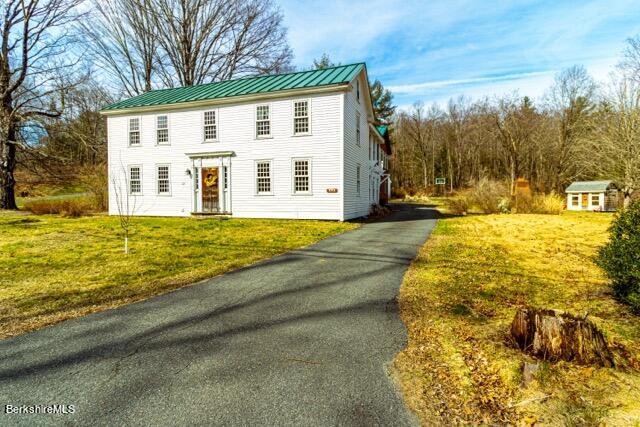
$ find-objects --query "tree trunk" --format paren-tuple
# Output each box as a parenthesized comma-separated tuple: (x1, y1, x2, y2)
(0, 108, 18, 210)
(510, 307, 614, 367)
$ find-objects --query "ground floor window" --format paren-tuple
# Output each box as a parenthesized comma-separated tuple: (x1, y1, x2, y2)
(256, 160, 272, 194)
(129, 166, 142, 195)
(571, 194, 580, 207)
(591, 194, 599, 206)
(292, 159, 310, 194)
(157, 165, 170, 195)
(356, 164, 361, 195)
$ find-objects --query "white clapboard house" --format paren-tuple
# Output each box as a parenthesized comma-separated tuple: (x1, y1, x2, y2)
(101, 63, 391, 220)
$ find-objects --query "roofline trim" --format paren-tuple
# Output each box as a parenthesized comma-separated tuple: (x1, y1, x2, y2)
(100, 83, 350, 116)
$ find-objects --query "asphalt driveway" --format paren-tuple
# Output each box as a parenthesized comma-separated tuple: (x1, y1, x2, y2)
(0, 203, 437, 426)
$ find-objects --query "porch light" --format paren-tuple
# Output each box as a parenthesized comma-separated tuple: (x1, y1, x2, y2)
(186, 169, 192, 177)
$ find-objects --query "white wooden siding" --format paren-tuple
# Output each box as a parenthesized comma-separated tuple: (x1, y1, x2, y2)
(342, 72, 373, 220)
(108, 93, 343, 219)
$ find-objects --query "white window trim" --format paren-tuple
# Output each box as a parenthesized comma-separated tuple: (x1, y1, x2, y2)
(128, 116, 142, 147)
(156, 163, 171, 196)
(202, 109, 219, 143)
(128, 164, 143, 196)
(292, 99, 312, 136)
(155, 114, 170, 146)
(255, 104, 272, 139)
(291, 157, 312, 195)
(255, 159, 273, 195)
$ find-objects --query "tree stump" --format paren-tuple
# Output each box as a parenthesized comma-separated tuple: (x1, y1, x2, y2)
(510, 307, 615, 367)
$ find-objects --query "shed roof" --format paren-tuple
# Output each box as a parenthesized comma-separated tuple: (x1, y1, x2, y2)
(565, 180, 616, 193)
(102, 63, 365, 112)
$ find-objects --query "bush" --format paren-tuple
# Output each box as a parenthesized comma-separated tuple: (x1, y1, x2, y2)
(80, 164, 108, 211)
(445, 196, 471, 215)
(469, 178, 509, 214)
(532, 192, 564, 215)
(24, 198, 92, 217)
(596, 201, 640, 313)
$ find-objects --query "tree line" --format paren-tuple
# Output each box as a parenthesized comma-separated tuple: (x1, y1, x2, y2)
(390, 41, 640, 206)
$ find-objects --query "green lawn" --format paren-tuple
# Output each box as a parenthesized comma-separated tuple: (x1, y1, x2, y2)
(0, 213, 357, 338)
(394, 207, 640, 425)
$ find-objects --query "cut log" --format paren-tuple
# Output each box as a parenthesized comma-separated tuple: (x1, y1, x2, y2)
(510, 307, 615, 367)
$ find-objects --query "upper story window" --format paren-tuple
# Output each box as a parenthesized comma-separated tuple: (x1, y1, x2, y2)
(356, 112, 361, 146)
(129, 165, 142, 195)
(129, 118, 140, 146)
(256, 160, 272, 194)
(256, 105, 271, 138)
(356, 79, 360, 101)
(156, 165, 170, 195)
(293, 100, 310, 135)
(356, 164, 361, 195)
(204, 110, 217, 142)
(293, 159, 310, 194)
(156, 115, 169, 145)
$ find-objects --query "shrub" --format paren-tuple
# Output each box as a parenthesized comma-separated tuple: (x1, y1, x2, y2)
(596, 201, 640, 313)
(469, 178, 509, 214)
(80, 164, 108, 211)
(445, 196, 471, 215)
(24, 198, 92, 217)
(532, 192, 564, 215)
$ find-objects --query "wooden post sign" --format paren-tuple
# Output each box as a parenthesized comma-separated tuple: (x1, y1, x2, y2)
(326, 188, 338, 193)
(435, 177, 446, 185)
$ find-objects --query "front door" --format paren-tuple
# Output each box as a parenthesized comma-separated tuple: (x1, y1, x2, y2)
(202, 167, 220, 212)
(581, 193, 588, 209)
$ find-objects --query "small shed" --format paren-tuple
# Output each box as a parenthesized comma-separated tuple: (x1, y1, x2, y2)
(565, 181, 618, 212)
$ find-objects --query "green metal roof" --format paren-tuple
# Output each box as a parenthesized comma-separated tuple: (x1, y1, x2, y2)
(102, 63, 365, 111)
(565, 180, 615, 193)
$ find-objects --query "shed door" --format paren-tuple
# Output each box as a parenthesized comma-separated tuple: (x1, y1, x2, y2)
(581, 193, 588, 208)
(201, 167, 220, 212)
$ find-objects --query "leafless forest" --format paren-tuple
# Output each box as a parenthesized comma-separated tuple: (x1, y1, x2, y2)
(1, 0, 639, 209)
(390, 49, 640, 205)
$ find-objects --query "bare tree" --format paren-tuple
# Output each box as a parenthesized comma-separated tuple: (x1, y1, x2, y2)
(0, 0, 85, 210)
(582, 73, 640, 206)
(82, 0, 158, 97)
(85, 0, 292, 94)
(545, 66, 596, 191)
(111, 162, 138, 254)
(620, 36, 640, 83)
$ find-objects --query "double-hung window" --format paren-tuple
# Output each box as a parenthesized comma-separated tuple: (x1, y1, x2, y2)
(293, 100, 310, 135)
(156, 165, 170, 195)
(129, 166, 142, 195)
(591, 194, 599, 206)
(356, 112, 361, 146)
(256, 160, 272, 194)
(256, 105, 271, 138)
(356, 164, 361, 195)
(129, 118, 140, 146)
(156, 115, 169, 145)
(204, 110, 217, 142)
(292, 159, 311, 194)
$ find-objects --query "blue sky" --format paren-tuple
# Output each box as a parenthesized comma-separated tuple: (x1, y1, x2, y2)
(279, 0, 640, 109)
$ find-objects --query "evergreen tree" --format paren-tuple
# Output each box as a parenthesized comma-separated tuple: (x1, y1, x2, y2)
(370, 79, 396, 124)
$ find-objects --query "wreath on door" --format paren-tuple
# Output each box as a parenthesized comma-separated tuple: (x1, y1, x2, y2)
(204, 172, 218, 187)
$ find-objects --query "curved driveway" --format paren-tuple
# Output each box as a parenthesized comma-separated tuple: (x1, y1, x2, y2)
(0, 203, 437, 426)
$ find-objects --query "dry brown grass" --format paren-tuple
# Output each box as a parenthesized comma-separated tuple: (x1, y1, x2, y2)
(23, 198, 93, 217)
(394, 209, 640, 425)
